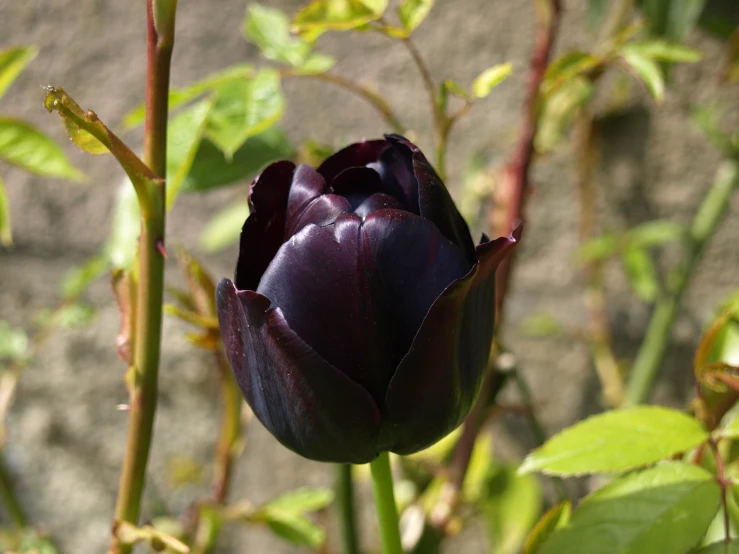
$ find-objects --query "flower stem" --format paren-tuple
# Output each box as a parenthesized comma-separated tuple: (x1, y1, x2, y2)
(624, 158, 739, 406)
(369, 452, 403, 554)
(336, 464, 360, 554)
(109, 1, 176, 552)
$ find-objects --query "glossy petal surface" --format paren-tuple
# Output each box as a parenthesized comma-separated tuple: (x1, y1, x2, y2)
(384, 227, 521, 454)
(235, 161, 295, 291)
(216, 278, 381, 463)
(257, 210, 471, 404)
(316, 139, 388, 183)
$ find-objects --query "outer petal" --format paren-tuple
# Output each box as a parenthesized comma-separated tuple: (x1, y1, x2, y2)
(285, 164, 329, 231)
(383, 226, 521, 454)
(235, 161, 295, 291)
(316, 139, 388, 183)
(385, 134, 476, 262)
(216, 278, 382, 463)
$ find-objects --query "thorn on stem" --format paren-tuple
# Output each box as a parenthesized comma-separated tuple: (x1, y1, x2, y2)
(116, 404, 130, 411)
(156, 240, 168, 260)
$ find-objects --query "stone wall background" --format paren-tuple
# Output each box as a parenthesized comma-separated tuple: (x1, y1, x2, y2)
(0, 0, 738, 552)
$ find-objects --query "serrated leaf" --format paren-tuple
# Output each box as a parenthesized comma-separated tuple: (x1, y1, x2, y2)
(398, 0, 433, 32)
(205, 69, 285, 158)
(482, 463, 542, 554)
(263, 510, 325, 547)
(0, 321, 29, 360)
(0, 173, 10, 246)
(519, 406, 708, 476)
(182, 128, 292, 193)
(124, 64, 254, 127)
(165, 100, 212, 209)
(244, 4, 312, 66)
(199, 201, 249, 253)
(538, 463, 720, 554)
(0, 117, 84, 181)
(523, 501, 571, 554)
(621, 50, 665, 102)
(696, 540, 739, 553)
(472, 63, 512, 99)
(621, 40, 701, 63)
(292, 0, 386, 41)
(265, 488, 334, 513)
(621, 246, 659, 302)
(625, 220, 684, 248)
(640, 0, 707, 43)
(0, 46, 37, 101)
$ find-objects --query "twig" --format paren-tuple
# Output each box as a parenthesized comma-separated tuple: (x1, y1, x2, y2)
(624, 159, 739, 405)
(575, 113, 625, 406)
(280, 69, 405, 134)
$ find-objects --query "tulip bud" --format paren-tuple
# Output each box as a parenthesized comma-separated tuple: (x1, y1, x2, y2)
(217, 135, 519, 463)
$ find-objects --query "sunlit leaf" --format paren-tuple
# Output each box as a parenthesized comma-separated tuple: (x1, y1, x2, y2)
(621, 40, 701, 63)
(0, 46, 37, 101)
(621, 245, 660, 302)
(696, 540, 739, 553)
(165, 100, 212, 209)
(205, 69, 285, 158)
(538, 462, 720, 554)
(536, 76, 594, 152)
(481, 462, 542, 554)
(0, 321, 28, 361)
(625, 219, 684, 248)
(696, 303, 739, 390)
(263, 510, 325, 547)
(620, 50, 665, 102)
(523, 501, 571, 554)
(398, 0, 434, 33)
(199, 201, 249, 253)
(462, 433, 493, 501)
(0, 117, 84, 181)
(0, 173, 10, 246)
(292, 0, 387, 41)
(124, 64, 254, 127)
(519, 406, 708, 476)
(471, 63, 513, 99)
(182, 128, 292, 193)
(541, 52, 600, 96)
(442, 79, 468, 99)
(264, 488, 334, 513)
(244, 4, 312, 66)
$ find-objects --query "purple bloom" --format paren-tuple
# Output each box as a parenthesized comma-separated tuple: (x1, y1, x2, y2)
(216, 135, 519, 463)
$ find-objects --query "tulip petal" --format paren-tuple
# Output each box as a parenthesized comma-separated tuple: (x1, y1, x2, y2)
(316, 139, 388, 183)
(385, 134, 476, 262)
(384, 226, 520, 454)
(216, 278, 382, 463)
(331, 167, 385, 211)
(286, 193, 352, 238)
(235, 161, 296, 291)
(354, 193, 402, 219)
(286, 164, 329, 229)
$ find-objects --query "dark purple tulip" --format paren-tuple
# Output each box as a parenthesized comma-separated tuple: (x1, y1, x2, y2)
(216, 135, 519, 463)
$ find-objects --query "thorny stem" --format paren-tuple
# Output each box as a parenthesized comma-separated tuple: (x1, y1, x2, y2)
(280, 69, 405, 134)
(110, 1, 175, 552)
(624, 159, 739, 405)
(336, 464, 360, 554)
(370, 452, 403, 554)
(575, 113, 625, 406)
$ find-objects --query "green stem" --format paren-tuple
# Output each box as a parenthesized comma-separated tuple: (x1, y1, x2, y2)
(110, 1, 176, 552)
(624, 159, 739, 406)
(336, 464, 360, 554)
(0, 449, 27, 528)
(369, 452, 403, 554)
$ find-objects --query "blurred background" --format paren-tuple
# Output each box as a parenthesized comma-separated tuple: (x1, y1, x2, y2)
(0, 0, 738, 552)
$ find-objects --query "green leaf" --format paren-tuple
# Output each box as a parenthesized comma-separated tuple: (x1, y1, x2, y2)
(462, 432, 494, 501)
(621, 246, 660, 302)
(0, 117, 84, 181)
(182, 128, 292, 193)
(481, 463, 542, 554)
(696, 540, 739, 553)
(205, 69, 285, 158)
(442, 79, 468, 99)
(523, 501, 571, 554)
(264, 488, 334, 513)
(263, 510, 325, 547)
(398, 0, 434, 32)
(536, 76, 594, 153)
(0, 321, 28, 360)
(244, 4, 312, 66)
(538, 463, 720, 554)
(0, 173, 10, 246)
(625, 219, 684, 248)
(621, 50, 666, 102)
(199, 201, 249, 253)
(621, 40, 701, 63)
(0, 46, 37, 101)
(165, 100, 212, 209)
(471, 63, 513, 99)
(296, 52, 336, 74)
(541, 52, 600, 96)
(640, 0, 707, 42)
(519, 406, 709, 476)
(105, 179, 140, 270)
(577, 232, 619, 262)
(123, 64, 254, 128)
(292, 0, 387, 41)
